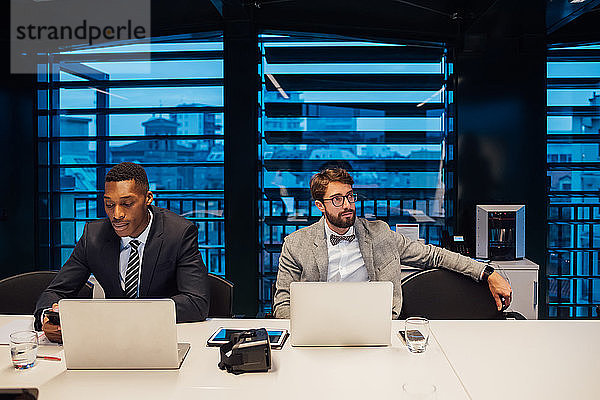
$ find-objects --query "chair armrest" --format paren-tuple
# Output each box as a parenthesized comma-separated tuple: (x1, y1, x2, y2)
(504, 311, 527, 320)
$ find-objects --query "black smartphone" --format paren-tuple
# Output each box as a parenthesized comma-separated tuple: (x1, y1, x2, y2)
(44, 310, 60, 325)
(398, 330, 425, 343)
(398, 330, 407, 344)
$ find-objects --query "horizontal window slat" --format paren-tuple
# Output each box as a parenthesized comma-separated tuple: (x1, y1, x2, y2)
(264, 74, 444, 91)
(263, 215, 445, 227)
(262, 159, 441, 172)
(48, 78, 224, 89)
(547, 162, 600, 170)
(36, 189, 224, 195)
(265, 46, 444, 64)
(547, 77, 600, 89)
(547, 134, 600, 143)
(263, 187, 439, 201)
(44, 162, 224, 168)
(53, 51, 224, 63)
(264, 102, 444, 117)
(547, 49, 600, 62)
(547, 105, 600, 116)
(263, 130, 444, 144)
(38, 106, 224, 115)
(39, 134, 224, 142)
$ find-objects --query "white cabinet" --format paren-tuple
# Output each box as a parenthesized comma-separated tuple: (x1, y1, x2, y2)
(492, 259, 539, 320)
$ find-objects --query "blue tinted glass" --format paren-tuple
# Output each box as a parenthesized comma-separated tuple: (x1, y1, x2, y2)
(547, 43, 600, 318)
(59, 88, 97, 109)
(108, 113, 223, 136)
(265, 63, 442, 74)
(38, 35, 226, 275)
(547, 89, 600, 106)
(79, 60, 224, 80)
(547, 144, 600, 162)
(267, 90, 443, 103)
(258, 33, 450, 312)
(547, 62, 600, 78)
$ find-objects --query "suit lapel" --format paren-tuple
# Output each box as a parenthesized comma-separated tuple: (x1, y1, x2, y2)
(311, 217, 329, 282)
(355, 219, 375, 281)
(139, 207, 164, 297)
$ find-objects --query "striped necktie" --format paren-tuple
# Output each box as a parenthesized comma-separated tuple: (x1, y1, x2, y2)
(124, 240, 141, 298)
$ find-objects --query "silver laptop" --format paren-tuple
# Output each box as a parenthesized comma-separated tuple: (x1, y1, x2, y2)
(59, 299, 190, 369)
(290, 281, 393, 346)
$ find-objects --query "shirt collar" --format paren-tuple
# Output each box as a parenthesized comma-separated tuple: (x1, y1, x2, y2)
(121, 208, 153, 248)
(324, 220, 354, 240)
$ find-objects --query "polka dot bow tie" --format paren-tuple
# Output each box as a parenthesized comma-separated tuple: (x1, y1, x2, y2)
(330, 234, 356, 246)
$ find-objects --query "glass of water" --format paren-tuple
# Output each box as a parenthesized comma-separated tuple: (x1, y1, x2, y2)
(405, 317, 429, 353)
(10, 330, 38, 369)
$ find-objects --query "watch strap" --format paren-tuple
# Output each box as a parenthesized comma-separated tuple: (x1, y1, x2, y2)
(482, 265, 495, 282)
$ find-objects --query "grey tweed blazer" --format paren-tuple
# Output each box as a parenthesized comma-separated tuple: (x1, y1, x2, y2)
(273, 217, 486, 319)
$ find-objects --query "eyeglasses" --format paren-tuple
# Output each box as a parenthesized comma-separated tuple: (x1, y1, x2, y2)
(322, 193, 357, 207)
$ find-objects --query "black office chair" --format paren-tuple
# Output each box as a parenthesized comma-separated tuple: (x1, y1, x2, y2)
(262, 280, 277, 318)
(0, 271, 93, 315)
(208, 273, 233, 318)
(400, 269, 518, 320)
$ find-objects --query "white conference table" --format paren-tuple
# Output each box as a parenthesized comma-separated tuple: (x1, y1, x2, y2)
(1, 316, 598, 400)
(431, 320, 600, 400)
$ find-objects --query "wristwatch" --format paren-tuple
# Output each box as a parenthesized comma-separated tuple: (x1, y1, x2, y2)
(481, 265, 495, 282)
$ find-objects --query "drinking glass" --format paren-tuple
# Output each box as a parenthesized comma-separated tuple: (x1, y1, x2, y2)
(405, 317, 429, 353)
(10, 330, 38, 369)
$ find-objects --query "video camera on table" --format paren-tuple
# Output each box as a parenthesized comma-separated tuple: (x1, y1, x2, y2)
(218, 328, 272, 375)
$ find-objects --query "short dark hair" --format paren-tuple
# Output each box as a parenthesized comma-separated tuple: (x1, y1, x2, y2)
(310, 168, 354, 201)
(105, 162, 149, 193)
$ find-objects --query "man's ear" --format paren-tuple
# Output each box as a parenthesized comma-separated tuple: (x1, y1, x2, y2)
(315, 200, 325, 213)
(146, 191, 154, 206)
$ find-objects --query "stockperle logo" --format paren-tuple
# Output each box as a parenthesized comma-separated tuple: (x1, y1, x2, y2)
(11, 0, 150, 74)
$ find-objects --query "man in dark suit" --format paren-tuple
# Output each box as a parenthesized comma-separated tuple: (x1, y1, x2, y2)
(35, 162, 210, 342)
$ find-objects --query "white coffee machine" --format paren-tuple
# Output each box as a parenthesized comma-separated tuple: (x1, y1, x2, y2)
(475, 205, 525, 260)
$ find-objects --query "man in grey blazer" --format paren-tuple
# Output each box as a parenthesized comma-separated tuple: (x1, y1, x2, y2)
(274, 168, 512, 319)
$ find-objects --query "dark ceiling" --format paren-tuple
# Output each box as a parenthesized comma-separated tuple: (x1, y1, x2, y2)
(151, 0, 600, 46)
(2, 0, 598, 47)
(153, 0, 500, 45)
(548, 1, 600, 44)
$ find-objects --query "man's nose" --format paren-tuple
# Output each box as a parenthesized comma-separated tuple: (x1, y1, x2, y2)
(342, 196, 354, 207)
(114, 205, 125, 219)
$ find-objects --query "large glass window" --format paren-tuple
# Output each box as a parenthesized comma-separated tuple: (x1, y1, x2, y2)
(547, 43, 600, 318)
(258, 33, 453, 313)
(37, 34, 226, 276)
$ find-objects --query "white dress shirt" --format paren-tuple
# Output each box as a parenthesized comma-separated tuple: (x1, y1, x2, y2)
(119, 209, 153, 295)
(325, 223, 368, 282)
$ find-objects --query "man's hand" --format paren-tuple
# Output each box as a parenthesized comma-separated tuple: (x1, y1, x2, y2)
(487, 272, 512, 311)
(42, 303, 62, 343)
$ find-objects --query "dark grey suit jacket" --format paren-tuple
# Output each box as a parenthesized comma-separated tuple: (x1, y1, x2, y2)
(273, 217, 485, 319)
(34, 205, 209, 329)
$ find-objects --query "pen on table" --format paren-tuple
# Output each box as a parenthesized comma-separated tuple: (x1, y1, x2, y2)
(37, 355, 61, 361)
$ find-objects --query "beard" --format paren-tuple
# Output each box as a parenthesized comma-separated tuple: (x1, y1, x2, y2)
(324, 207, 356, 229)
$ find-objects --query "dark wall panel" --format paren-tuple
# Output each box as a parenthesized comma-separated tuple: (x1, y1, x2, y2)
(455, 1, 547, 316)
(0, 38, 36, 279)
(223, 19, 260, 317)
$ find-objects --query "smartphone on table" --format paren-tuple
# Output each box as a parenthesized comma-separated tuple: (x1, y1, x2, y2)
(207, 327, 289, 349)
